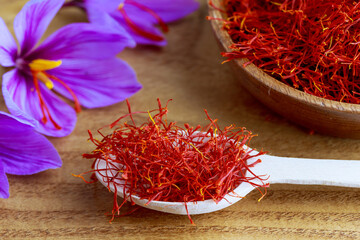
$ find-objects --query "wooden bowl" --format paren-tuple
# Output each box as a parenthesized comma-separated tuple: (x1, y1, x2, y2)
(208, 0, 360, 139)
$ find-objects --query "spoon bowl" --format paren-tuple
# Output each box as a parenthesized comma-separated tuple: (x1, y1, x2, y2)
(208, 0, 360, 138)
(94, 150, 360, 215)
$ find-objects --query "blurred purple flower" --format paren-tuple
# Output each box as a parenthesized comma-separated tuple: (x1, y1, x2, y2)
(0, 111, 62, 198)
(0, 0, 142, 137)
(82, 0, 200, 46)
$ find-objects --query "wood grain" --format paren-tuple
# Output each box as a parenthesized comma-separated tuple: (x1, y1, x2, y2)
(0, 0, 360, 239)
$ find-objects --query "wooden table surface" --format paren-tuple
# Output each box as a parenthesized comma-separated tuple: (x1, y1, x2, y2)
(1, 1, 360, 239)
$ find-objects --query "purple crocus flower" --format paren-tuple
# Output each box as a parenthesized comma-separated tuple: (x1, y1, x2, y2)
(0, 0, 142, 137)
(82, 0, 200, 46)
(0, 111, 62, 198)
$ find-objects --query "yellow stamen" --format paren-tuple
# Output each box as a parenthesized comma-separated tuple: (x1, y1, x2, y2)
(118, 3, 124, 9)
(270, 22, 278, 37)
(27, 58, 80, 130)
(189, 142, 208, 159)
(29, 59, 62, 72)
(148, 111, 159, 132)
(240, 17, 246, 30)
(270, 1, 281, 6)
(36, 72, 54, 89)
(314, 82, 323, 93)
(329, 36, 333, 49)
(29, 59, 62, 90)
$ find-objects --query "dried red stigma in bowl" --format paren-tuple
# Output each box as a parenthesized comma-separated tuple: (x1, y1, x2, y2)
(214, 0, 360, 104)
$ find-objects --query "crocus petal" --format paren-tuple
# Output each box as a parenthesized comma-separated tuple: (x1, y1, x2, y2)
(0, 160, 9, 198)
(2, 69, 77, 137)
(111, 13, 167, 46)
(14, 0, 65, 55)
(85, 3, 134, 45)
(85, 0, 167, 46)
(48, 58, 141, 108)
(31, 22, 135, 61)
(0, 112, 62, 175)
(129, 0, 200, 23)
(0, 18, 17, 67)
(0, 110, 38, 130)
(85, 0, 123, 14)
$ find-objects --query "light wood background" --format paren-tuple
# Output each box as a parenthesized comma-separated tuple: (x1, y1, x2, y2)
(0, 0, 360, 239)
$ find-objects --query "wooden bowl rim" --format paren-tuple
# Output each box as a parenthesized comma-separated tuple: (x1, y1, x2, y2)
(208, 0, 360, 114)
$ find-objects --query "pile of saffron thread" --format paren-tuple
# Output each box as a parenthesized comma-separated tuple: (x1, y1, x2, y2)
(79, 99, 268, 224)
(216, 0, 360, 103)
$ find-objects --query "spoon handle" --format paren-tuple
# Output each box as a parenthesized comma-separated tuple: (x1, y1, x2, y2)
(256, 155, 360, 188)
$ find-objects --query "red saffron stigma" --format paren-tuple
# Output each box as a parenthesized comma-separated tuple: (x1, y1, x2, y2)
(213, 0, 360, 104)
(118, 0, 168, 41)
(78, 99, 269, 224)
(31, 71, 62, 130)
(31, 70, 82, 130)
(44, 72, 82, 113)
(126, 0, 169, 33)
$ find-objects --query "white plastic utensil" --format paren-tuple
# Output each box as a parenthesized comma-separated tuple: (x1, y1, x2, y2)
(94, 150, 360, 215)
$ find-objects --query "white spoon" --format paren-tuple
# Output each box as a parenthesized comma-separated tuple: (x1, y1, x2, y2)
(94, 149, 360, 216)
